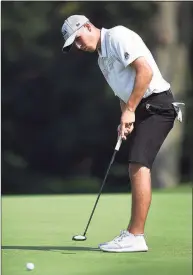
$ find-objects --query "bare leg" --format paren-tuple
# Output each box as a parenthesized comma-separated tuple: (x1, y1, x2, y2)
(128, 163, 152, 235)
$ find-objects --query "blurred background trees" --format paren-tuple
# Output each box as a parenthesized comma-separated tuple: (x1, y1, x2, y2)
(1, 1, 193, 194)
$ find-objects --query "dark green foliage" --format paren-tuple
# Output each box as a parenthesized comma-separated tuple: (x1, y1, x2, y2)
(1, 2, 192, 194)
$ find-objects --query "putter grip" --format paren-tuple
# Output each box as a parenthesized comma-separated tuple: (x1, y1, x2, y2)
(115, 136, 122, 151)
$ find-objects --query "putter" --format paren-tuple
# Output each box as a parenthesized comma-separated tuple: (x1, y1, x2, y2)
(72, 135, 122, 241)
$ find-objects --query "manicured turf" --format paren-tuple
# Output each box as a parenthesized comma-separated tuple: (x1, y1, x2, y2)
(2, 188, 192, 275)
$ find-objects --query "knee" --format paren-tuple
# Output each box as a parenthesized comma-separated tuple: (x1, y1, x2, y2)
(129, 163, 150, 177)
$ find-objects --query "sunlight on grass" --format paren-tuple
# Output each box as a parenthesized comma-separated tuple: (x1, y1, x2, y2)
(2, 190, 192, 275)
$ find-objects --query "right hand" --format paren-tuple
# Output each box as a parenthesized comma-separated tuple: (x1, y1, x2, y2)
(117, 123, 134, 140)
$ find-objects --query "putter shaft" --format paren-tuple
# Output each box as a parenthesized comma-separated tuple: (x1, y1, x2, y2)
(83, 149, 117, 236)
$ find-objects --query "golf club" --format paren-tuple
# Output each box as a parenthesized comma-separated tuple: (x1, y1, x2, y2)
(72, 135, 122, 241)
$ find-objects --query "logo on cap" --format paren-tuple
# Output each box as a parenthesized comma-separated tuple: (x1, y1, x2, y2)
(62, 29, 68, 40)
(76, 22, 80, 27)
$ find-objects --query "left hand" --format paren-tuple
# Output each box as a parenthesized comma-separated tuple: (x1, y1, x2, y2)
(120, 109, 135, 140)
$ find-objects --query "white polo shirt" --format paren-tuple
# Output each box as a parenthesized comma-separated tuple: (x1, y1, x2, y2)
(98, 26, 170, 103)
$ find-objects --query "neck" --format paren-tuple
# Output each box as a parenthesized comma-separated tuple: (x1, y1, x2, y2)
(96, 28, 101, 51)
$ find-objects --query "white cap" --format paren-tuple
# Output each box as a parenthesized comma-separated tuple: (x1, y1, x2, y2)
(61, 15, 89, 52)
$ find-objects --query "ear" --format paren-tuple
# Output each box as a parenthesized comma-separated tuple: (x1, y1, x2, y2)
(84, 22, 92, 32)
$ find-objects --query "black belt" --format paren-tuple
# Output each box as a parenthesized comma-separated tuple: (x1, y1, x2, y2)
(142, 89, 172, 102)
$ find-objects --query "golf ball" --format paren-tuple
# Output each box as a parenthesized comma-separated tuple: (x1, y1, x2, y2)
(26, 263, 34, 271)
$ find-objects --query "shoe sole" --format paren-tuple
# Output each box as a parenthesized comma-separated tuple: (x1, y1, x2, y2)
(99, 247, 148, 253)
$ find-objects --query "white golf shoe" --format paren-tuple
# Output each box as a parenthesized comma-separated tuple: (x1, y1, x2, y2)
(99, 230, 148, 252)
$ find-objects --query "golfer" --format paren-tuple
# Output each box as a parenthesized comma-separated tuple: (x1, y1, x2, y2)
(61, 15, 183, 252)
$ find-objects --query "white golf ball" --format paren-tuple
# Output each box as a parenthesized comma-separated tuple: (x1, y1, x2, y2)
(26, 263, 34, 271)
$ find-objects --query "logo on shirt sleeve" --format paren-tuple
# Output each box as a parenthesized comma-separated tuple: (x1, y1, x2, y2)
(124, 52, 130, 60)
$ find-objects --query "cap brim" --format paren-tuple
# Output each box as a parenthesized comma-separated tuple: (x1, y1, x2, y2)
(62, 32, 77, 53)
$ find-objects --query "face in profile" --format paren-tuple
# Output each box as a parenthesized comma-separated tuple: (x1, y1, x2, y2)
(74, 24, 98, 52)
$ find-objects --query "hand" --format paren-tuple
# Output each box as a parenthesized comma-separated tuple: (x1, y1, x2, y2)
(120, 109, 135, 140)
(117, 123, 134, 140)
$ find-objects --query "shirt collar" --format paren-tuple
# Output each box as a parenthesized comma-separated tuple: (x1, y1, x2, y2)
(98, 28, 108, 58)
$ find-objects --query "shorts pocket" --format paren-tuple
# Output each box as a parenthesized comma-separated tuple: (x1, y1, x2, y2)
(145, 103, 176, 118)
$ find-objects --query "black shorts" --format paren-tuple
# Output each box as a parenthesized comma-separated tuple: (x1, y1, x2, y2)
(128, 90, 177, 169)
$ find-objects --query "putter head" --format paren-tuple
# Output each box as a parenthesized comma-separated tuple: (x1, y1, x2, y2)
(72, 235, 87, 241)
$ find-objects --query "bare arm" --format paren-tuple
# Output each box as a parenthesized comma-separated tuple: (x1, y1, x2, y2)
(120, 57, 153, 139)
(125, 57, 153, 112)
(120, 99, 126, 113)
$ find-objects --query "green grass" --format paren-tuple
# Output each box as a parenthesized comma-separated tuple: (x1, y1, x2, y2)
(2, 188, 192, 275)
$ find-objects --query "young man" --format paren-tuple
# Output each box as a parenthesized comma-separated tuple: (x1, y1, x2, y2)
(61, 15, 182, 252)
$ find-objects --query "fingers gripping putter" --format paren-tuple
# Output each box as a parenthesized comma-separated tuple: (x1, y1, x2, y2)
(72, 136, 122, 241)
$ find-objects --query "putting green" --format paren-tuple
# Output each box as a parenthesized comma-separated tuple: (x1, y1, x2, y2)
(2, 188, 192, 275)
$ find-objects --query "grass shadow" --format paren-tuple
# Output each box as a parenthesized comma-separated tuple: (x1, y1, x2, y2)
(1, 245, 100, 253)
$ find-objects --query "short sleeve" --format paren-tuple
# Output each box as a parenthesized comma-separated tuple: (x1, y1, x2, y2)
(110, 26, 144, 68)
